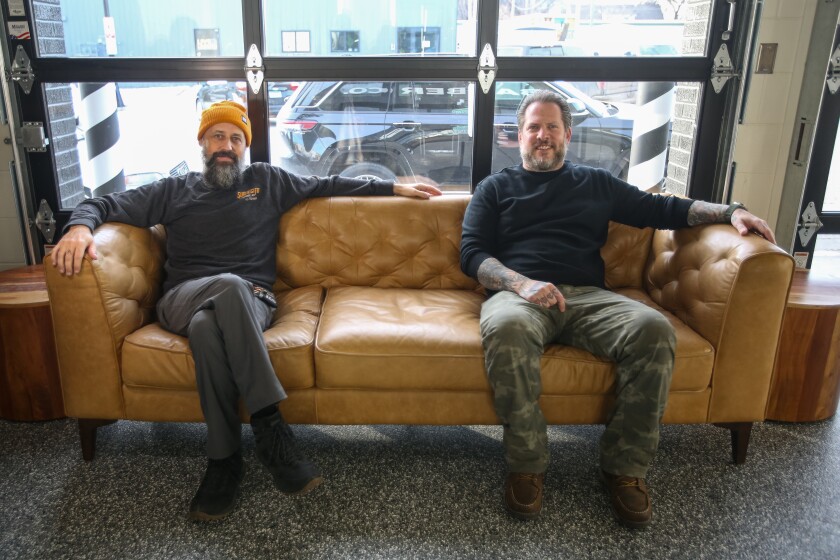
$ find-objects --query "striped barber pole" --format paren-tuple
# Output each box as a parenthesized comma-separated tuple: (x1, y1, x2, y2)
(627, 82, 675, 191)
(79, 83, 125, 197)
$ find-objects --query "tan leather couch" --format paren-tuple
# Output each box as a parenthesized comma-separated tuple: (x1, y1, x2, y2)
(45, 195, 795, 463)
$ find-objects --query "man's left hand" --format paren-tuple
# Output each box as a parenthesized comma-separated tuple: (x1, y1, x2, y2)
(394, 183, 443, 199)
(731, 208, 776, 244)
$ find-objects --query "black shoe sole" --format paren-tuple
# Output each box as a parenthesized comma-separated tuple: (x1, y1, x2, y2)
(189, 508, 235, 522)
(188, 462, 245, 522)
(276, 474, 324, 496)
(188, 488, 241, 522)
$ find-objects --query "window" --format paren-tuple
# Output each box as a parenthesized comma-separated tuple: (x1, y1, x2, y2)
(21, 0, 726, 255)
(45, 82, 248, 205)
(273, 80, 472, 190)
(37, 1, 244, 58)
(397, 27, 441, 53)
(264, 1, 470, 56)
(282, 31, 311, 53)
(331, 31, 360, 53)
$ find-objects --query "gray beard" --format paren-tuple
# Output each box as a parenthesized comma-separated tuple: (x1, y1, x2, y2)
(202, 152, 243, 190)
(521, 143, 565, 172)
(204, 163, 242, 190)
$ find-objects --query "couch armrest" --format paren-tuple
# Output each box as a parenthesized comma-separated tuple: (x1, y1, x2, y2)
(45, 223, 165, 419)
(645, 225, 794, 422)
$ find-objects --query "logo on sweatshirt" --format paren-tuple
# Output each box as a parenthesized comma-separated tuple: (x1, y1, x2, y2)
(236, 186, 261, 201)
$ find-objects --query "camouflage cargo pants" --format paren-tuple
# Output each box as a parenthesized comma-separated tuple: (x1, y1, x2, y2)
(480, 287, 675, 478)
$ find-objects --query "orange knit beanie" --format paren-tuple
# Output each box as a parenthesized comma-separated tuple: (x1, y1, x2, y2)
(197, 100, 252, 146)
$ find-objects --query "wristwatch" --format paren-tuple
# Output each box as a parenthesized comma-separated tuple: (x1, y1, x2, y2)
(723, 202, 747, 222)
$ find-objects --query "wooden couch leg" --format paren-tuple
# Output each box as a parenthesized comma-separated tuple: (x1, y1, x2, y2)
(78, 419, 117, 461)
(714, 422, 753, 464)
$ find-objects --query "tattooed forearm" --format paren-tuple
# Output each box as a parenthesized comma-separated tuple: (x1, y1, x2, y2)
(477, 258, 528, 292)
(686, 200, 730, 226)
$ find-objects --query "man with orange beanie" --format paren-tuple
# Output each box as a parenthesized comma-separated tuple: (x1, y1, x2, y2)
(51, 100, 441, 521)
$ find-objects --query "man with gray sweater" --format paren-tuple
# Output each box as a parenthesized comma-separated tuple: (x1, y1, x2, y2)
(51, 100, 440, 521)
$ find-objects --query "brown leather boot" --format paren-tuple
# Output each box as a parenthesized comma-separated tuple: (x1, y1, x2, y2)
(601, 471, 652, 529)
(504, 472, 545, 520)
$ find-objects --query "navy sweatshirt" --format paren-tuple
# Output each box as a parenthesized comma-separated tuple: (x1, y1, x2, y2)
(66, 162, 393, 293)
(460, 163, 693, 289)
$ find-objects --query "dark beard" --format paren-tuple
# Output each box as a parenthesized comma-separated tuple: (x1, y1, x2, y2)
(202, 150, 243, 190)
(521, 142, 565, 171)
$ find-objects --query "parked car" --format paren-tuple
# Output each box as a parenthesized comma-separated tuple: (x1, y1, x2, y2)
(275, 80, 635, 187)
(267, 82, 300, 117)
(195, 81, 300, 117)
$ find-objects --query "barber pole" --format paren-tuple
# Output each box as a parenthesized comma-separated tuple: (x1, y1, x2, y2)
(79, 83, 125, 196)
(627, 82, 675, 190)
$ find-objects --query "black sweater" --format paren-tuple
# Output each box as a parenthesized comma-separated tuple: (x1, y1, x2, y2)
(460, 163, 693, 289)
(66, 162, 393, 293)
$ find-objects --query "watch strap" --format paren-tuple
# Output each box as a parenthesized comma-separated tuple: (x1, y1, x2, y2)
(724, 202, 746, 222)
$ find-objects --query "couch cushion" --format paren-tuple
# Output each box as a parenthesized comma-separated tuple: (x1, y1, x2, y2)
(122, 285, 323, 391)
(316, 286, 713, 394)
(315, 286, 488, 390)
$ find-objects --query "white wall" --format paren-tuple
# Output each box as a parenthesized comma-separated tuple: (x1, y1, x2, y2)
(730, 0, 818, 229)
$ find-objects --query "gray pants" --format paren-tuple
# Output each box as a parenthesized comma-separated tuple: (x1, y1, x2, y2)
(156, 274, 286, 459)
(480, 287, 675, 478)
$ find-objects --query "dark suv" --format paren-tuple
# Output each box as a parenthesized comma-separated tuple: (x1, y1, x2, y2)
(275, 80, 634, 188)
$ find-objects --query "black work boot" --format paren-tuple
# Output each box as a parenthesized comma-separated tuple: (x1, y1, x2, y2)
(189, 450, 245, 521)
(251, 410, 323, 495)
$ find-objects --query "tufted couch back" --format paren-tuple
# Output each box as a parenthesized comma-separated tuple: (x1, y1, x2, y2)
(274, 196, 478, 291)
(274, 195, 654, 293)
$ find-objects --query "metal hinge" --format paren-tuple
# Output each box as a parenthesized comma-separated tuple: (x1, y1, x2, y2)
(711, 43, 739, 93)
(245, 44, 264, 94)
(797, 201, 824, 247)
(477, 44, 497, 94)
(19, 122, 49, 152)
(9, 45, 34, 94)
(827, 45, 840, 95)
(34, 199, 56, 244)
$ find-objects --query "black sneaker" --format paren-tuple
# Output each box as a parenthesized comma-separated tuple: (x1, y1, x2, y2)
(251, 411, 323, 495)
(189, 451, 245, 521)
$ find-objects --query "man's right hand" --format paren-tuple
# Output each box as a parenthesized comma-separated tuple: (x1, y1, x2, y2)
(477, 257, 566, 311)
(50, 225, 97, 276)
(515, 278, 566, 311)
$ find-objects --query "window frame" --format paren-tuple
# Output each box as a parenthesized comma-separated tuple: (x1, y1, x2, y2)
(7, 0, 737, 261)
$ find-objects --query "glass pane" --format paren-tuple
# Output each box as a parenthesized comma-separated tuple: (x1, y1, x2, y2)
(46, 82, 248, 209)
(812, 234, 840, 275)
(824, 115, 840, 212)
(271, 80, 473, 192)
(491, 80, 701, 194)
(497, 1, 708, 58)
(263, 0, 477, 56)
(36, 1, 244, 58)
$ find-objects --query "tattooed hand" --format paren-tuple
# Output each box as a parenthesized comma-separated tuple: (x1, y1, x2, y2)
(687, 201, 777, 244)
(477, 258, 566, 311)
(730, 208, 776, 244)
(516, 278, 567, 310)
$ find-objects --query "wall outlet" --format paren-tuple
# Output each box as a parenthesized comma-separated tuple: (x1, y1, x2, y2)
(793, 252, 809, 269)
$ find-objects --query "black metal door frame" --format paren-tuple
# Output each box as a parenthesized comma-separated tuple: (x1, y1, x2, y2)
(792, 23, 840, 268)
(3, 0, 733, 262)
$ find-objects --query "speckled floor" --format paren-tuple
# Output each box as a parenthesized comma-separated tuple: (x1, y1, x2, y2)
(1, 418, 838, 559)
